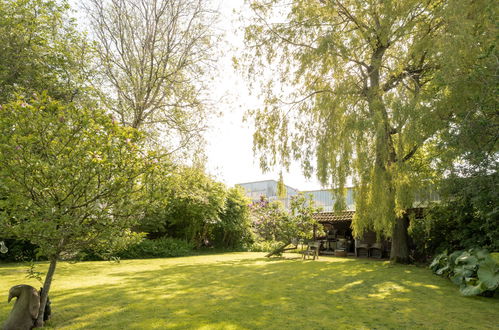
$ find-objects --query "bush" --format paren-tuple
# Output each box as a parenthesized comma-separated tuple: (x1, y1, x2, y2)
(117, 237, 194, 259)
(248, 241, 284, 252)
(430, 248, 499, 297)
(0, 239, 41, 262)
(212, 186, 254, 249)
(410, 174, 498, 261)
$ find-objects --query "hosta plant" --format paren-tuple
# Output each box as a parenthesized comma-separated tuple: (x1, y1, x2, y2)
(430, 248, 498, 297)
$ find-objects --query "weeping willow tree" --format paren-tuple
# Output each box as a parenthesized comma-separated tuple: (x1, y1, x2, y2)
(277, 171, 287, 199)
(242, 0, 484, 262)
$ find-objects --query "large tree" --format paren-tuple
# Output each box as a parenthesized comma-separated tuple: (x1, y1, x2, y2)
(84, 0, 219, 154)
(0, 95, 151, 326)
(243, 0, 477, 262)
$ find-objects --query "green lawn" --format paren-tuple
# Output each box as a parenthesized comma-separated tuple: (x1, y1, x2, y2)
(0, 253, 497, 329)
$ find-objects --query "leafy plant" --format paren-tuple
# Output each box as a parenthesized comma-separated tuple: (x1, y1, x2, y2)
(117, 237, 194, 259)
(430, 248, 499, 296)
(248, 241, 284, 253)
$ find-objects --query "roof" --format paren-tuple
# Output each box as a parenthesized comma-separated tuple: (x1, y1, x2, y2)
(314, 211, 355, 223)
(314, 208, 425, 223)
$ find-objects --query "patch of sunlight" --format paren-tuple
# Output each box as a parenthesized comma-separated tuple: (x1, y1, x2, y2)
(402, 281, 441, 290)
(339, 268, 375, 276)
(198, 322, 241, 330)
(57, 321, 91, 330)
(367, 282, 410, 299)
(172, 309, 189, 315)
(327, 280, 364, 294)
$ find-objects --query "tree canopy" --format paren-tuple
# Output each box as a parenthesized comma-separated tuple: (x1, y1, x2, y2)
(0, 0, 95, 104)
(85, 0, 219, 155)
(0, 94, 151, 325)
(243, 0, 498, 262)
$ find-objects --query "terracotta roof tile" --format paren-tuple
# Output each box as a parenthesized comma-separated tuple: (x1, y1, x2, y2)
(313, 211, 355, 223)
(313, 208, 425, 223)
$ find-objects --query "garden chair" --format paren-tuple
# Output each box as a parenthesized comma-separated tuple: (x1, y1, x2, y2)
(302, 241, 320, 260)
(369, 242, 383, 258)
(355, 242, 369, 257)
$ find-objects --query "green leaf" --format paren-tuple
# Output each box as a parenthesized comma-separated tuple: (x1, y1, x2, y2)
(448, 250, 464, 266)
(459, 282, 485, 296)
(456, 253, 478, 266)
(477, 259, 499, 290)
(451, 266, 474, 285)
(435, 265, 450, 276)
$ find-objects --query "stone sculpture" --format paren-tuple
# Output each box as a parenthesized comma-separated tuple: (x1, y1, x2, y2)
(3, 285, 40, 330)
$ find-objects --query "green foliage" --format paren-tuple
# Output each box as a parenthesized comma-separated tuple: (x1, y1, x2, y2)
(0, 0, 96, 104)
(247, 240, 284, 253)
(430, 0, 498, 174)
(25, 260, 44, 284)
(0, 239, 40, 262)
(138, 165, 227, 247)
(243, 0, 497, 262)
(138, 165, 254, 250)
(250, 193, 322, 244)
(244, 0, 448, 238)
(85, 0, 218, 156)
(409, 174, 499, 258)
(212, 186, 254, 249)
(250, 198, 289, 242)
(0, 94, 149, 260)
(430, 249, 499, 296)
(276, 171, 287, 199)
(117, 237, 194, 259)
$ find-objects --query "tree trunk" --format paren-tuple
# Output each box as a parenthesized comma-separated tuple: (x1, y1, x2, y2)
(35, 257, 57, 328)
(390, 217, 409, 263)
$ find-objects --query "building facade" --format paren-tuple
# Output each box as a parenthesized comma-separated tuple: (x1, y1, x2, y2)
(236, 180, 355, 211)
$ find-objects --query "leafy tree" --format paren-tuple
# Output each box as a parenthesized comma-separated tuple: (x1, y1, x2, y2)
(243, 0, 494, 262)
(0, 0, 95, 104)
(289, 193, 323, 241)
(408, 0, 498, 259)
(251, 193, 322, 244)
(85, 0, 219, 153)
(139, 165, 227, 247)
(213, 186, 254, 249)
(432, 0, 498, 173)
(0, 95, 150, 326)
(250, 197, 288, 242)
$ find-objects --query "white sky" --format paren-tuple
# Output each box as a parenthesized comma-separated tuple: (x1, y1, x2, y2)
(203, 0, 324, 191)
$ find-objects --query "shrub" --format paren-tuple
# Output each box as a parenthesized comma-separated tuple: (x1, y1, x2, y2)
(212, 186, 254, 249)
(248, 241, 284, 252)
(118, 237, 194, 259)
(0, 239, 41, 262)
(430, 248, 499, 297)
(410, 174, 498, 261)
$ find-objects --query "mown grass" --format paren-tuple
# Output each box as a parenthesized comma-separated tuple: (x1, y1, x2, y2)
(0, 252, 497, 329)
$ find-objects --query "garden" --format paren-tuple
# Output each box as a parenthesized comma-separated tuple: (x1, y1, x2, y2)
(0, 0, 498, 329)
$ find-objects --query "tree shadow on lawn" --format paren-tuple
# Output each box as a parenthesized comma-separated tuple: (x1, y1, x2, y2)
(2, 255, 498, 329)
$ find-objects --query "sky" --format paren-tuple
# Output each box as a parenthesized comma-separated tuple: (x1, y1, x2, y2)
(203, 0, 324, 191)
